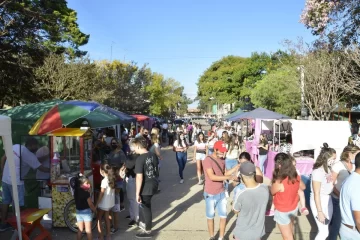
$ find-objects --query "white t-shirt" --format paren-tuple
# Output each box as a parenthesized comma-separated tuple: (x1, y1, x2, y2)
(173, 139, 187, 148)
(194, 140, 206, 151)
(331, 161, 354, 199)
(98, 177, 115, 210)
(310, 167, 334, 196)
(2, 144, 42, 185)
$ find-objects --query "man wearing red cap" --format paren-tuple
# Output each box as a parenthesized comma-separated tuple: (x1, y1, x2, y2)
(203, 140, 240, 240)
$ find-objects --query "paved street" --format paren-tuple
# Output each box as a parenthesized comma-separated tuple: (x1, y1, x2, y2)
(1, 146, 318, 240)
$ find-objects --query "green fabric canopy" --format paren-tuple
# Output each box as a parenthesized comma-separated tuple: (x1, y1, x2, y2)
(224, 108, 244, 120)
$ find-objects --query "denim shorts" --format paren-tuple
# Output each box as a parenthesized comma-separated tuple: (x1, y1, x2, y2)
(2, 182, 25, 206)
(204, 191, 227, 219)
(274, 207, 298, 225)
(196, 153, 206, 160)
(76, 208, 93, 222)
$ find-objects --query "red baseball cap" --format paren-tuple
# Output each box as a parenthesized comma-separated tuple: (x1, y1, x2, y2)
(214, 140, 227, 153)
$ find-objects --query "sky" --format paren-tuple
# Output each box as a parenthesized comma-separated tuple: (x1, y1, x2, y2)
(67, 0, 315, 108)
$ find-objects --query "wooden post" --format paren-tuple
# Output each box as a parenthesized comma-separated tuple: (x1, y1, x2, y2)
(349, 111, 351, 122)
(80, 137, 84, 174)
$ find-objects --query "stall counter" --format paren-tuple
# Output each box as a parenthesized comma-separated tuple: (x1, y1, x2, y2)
(264, 151, 315, 179)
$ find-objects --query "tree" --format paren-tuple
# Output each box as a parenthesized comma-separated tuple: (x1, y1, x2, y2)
(0, 0, 89, 106)
(197, 52, 291, 112)
(146, 73, 185, 116)
(301, 0, 360, 46)
(251, 66, 301, 117)
(290, 43, 360, 120)
(34, 54, 109, 102)
(95, 60, 152, 113)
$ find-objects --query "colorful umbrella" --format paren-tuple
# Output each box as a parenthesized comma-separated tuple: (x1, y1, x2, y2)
(29, 101, 120, 135)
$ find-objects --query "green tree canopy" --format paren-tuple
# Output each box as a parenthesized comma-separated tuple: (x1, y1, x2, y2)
(0, 0, 89, 107)
(197, 51, 292, 111)
(251, 66, 301, 118)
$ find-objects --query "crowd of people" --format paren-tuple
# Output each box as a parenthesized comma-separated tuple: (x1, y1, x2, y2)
(1, 120, 360, 240)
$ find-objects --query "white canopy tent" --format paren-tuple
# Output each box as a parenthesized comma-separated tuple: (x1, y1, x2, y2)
(0, 115, 22, 240)
(290, 120, 350, 159)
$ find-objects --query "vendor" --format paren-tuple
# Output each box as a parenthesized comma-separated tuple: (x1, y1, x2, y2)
(0, 137, 50, 232)
(257, 134, 268, 173)
(280, 134, 293, 155)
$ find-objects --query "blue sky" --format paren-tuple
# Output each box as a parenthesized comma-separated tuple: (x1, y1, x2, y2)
(67, 0, 314, 107)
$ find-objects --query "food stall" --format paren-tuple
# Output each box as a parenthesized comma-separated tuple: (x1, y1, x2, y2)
(47, 128, 93, 227)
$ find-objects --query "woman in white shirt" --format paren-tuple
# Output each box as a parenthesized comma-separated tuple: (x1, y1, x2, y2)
(193, 132, 206, 185)
(206, 131, 218, 156)
(310, 143, 336, 240)
(173, 132, 188, 184)
(328, 145, 359, 240)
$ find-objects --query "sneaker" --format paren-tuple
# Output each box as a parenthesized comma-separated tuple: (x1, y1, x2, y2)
(300, 207, 309, 216)
(198, 179, 204, 185)
(180, 179, 184, 184)
(209, 237, 216, 240)
(128, 220, 137, 227)
(225, 191, 229, 198)
(135, 231, 153, 239)
(265, 209, 275, 216)
(119, 206, 125, 212)
(0, 223, 12, 232)
(138, 221, 146, 231)
(126, 215, 131, 219)
(111, 228, 119, 234)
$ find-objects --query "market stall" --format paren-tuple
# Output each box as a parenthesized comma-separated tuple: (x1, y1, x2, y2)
(0, 115, 23, 240)
(264, 120, 351, 179)
(27, 100, 126, 230)
(131, 114, 151, 132)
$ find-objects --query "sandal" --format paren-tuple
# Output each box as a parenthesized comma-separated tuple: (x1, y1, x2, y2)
(300, 207, 309, 216)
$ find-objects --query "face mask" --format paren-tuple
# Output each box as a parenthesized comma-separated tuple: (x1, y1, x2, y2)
(351, 158, 355, 164)
(327, 158, 336, 167)
(180, 136, 184, 140)
(130, 146, 135, 152)
(111, 145, 117, 150)
(143, 134, 148, 138)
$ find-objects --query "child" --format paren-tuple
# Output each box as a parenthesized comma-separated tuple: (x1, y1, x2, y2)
(74, 173, 96, 240)
(271, 153, 306, 240)
(96, 164, 116, 240)
(266, 157, 309, 216)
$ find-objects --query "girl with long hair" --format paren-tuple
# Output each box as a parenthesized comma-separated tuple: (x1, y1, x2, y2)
(193, 132, 206, 185)
(221, 131, 230, 145)
(257, 134, 269, 173)
(74, 174, 96, 240)
(329, 144, 360, 240)
(96, 163, 116, 240)
(108, 138, 127, 233)
(310, 143, 336, 240)
(206, 131, 218, 156)
(173, 132, 189, 184)
(271, 153, 305, 240)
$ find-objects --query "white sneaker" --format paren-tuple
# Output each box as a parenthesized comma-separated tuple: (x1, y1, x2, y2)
(180, 179, 184, 184)
(225, 191, 229, 198)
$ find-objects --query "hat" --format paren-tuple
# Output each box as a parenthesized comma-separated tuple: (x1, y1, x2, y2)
(214, 141, 227, 153)
(239, 161, 256, 176)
